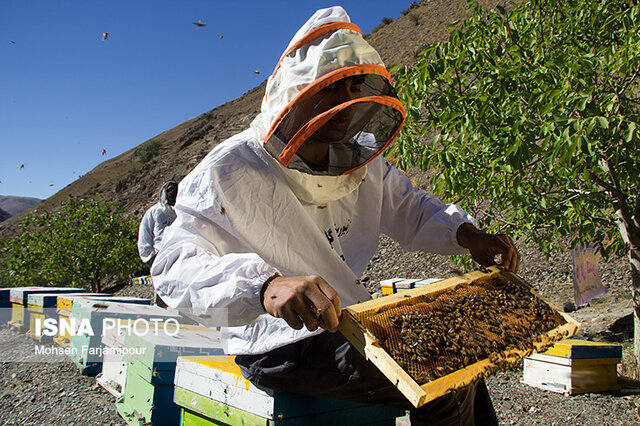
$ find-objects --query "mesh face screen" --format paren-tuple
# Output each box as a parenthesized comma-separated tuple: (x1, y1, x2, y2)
(352, 276, 566, 385)
(264, 74, 403, 175)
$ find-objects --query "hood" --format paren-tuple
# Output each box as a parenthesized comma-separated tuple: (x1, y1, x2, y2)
(251, 6, 405, 178)
(159, 181, 178, 219)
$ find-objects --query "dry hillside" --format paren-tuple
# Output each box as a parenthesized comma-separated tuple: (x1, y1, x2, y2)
(0, 0, 506, 239)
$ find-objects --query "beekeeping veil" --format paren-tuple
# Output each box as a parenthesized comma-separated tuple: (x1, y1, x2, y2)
(159, 181, 178, 219)
(251, 6, 405, 200)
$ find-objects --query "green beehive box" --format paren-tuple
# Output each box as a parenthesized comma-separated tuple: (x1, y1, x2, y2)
(116, 325, 223, 425)
(117, 367, 178, 426)
(98, 321, 219, 400)
(67, 299, 181, 375)
(54, 293, 112, 347)
(173, 355, 404, 426)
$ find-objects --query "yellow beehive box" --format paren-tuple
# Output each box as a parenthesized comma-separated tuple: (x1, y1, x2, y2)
(339, 266, 579, 408)
(27, 292, 88, 341)
(522, 339, 622, 395)
(9, 287, 80, 331)
(56, 293, 109, 314)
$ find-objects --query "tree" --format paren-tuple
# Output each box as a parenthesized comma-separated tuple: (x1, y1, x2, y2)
(6, 197, 143, 292)
(392, 0, 640, 363)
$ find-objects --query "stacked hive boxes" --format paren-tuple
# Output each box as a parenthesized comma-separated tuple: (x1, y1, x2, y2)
(523, 339, 622, 395)
(173, 355, 404, 425)
(98, 320, 214, 400)
(115, 325, 224, 425)
(67, 299, 181, 375)
(9, 287, 82, 331)
(54, 293, 113, 347)
(129, 276, 153, 285)
(26, 291, 88, 341)
(1, 288, 12, 325)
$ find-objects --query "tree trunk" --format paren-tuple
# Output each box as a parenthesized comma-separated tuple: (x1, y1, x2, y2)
(631, 242, 640, 376)
(615, 201, 640, 375)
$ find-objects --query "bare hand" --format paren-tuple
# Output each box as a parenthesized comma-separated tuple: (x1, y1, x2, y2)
(456, 222, 520, 273)
(261, 275, 341, 332)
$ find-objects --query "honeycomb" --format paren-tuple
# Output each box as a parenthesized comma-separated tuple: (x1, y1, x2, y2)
(352, 274, 566, 385)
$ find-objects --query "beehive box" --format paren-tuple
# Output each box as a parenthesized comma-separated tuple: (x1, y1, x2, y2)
(67, 299, 181, 375)
(54, 293, 111, 346)
(130, 275, 153, 285)
(339, 266, 580, 408)
(54, 295, 150, 347)
(98, 320, 218, 399)
(9, 287, 81, 331)
(115, 325, 224, 425)
(1, 288, 12, 325)
(522, 339, 622, 395)
(173, 355, 404, 425)
(380, 278, 441, 295)
(26, 291, 87, 341)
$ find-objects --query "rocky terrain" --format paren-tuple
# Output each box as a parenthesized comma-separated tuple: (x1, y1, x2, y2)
(1, 230, 639, 425)
(1, 0, 639, 424)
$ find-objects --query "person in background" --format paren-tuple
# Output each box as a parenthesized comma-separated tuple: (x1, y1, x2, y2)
(138, 181, 178, 306)
(152, 7, 519, 425)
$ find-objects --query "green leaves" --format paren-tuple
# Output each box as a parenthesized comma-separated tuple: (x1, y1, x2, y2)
(596, 116, 609, 129)
(5, 198, 144, 292)
(392, 0, 640, 260)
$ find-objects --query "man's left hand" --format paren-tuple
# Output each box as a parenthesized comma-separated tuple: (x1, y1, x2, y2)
(456, 222, 520, 273)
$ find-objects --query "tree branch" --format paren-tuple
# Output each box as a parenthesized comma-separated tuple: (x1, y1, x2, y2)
(589, 170, 618, 195)
(618, 68, 640, 96)
(635, 190, 640, 229)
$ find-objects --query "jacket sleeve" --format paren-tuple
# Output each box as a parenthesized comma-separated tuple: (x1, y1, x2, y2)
(137, 208, 156, 263)
(150, 206, 279, 327)
(379, 161, 477, 255)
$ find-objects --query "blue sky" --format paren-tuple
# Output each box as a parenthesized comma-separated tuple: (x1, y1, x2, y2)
(0, 1, 408, 200)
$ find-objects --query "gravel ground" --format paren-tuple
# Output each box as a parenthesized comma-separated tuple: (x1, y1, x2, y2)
(1, 233, 639, 424)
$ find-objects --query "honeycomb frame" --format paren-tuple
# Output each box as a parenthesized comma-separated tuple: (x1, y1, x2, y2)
(338, 265, 580, 407)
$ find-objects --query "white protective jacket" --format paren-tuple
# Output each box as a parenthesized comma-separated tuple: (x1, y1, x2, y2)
(152, 7, 476, 355)
(138, 191, 177, 263)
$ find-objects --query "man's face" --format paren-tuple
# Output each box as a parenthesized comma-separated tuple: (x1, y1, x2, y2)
(165, 183, 178, 206)
(296, 76, 364, 165)
(307, 75, 364, 142)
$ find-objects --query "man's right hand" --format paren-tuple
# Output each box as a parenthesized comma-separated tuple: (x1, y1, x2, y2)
(261, 275, 341, 333)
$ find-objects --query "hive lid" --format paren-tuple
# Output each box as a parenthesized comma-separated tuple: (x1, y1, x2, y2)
(28, 292, 88, 308)
(10, 287, 79, 304)
(542, 339, 621, 359)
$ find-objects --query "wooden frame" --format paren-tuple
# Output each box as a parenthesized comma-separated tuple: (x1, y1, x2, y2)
(339, 266, 580, 408)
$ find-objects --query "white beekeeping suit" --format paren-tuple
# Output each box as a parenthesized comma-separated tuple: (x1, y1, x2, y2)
(152, 7, 476, 355)
(137, 182, 178, 263)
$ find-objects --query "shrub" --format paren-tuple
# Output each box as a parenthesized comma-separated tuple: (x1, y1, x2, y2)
(6, 197, 144, 292)
(137, 139, 162, 164)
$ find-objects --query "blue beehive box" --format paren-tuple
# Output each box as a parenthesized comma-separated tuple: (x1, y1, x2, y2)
(9, 287, 82, 331)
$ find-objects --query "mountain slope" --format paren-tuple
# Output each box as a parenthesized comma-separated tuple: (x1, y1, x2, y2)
(0, 208, 10, 222)
(0, 0, 504, 239)
(0, 196, 41, 217)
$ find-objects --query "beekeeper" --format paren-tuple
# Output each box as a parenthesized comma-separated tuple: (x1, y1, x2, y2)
(137, 181, 178, 264)
(152, 6, 519, 424)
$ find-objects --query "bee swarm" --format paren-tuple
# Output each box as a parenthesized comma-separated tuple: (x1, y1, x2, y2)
(371, 276, 565, 385)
